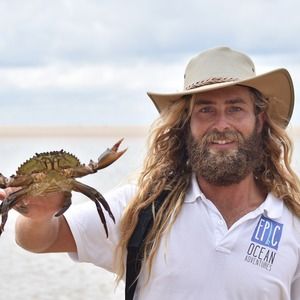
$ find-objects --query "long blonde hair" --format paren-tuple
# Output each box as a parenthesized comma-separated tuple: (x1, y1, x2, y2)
(116, 88, 300, 281)
(116, 97, 193, 281)
(251, 89, 300, 215)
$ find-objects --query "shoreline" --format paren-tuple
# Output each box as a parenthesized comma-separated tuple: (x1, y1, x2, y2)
(0, 125, 299, 138)
(0, 125, 149, 137)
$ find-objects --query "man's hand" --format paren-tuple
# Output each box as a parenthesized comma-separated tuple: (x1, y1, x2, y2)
(0, 188, 67, 220)
(0, 187, 15, 201)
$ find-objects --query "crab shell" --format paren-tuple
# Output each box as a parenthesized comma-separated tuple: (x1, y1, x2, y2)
(16, 150, 81, 175)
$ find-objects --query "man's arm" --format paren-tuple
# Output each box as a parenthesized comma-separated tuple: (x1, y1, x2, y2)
(15, 214, 76, 253)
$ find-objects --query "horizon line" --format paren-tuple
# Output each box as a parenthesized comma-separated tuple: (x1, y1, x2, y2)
(0, 125, 150, 137)
(0, 124, 299, 137)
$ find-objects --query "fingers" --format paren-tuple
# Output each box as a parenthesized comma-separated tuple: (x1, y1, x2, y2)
(15, 191, 68, 220)
(0, 189, 6, 200)
(0, 187, 20, 201)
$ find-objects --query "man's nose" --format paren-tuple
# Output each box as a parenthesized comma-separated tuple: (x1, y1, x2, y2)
(211, 112, 231, 132)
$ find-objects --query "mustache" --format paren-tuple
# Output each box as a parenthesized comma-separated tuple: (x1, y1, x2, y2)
(201, 129, 244, 146)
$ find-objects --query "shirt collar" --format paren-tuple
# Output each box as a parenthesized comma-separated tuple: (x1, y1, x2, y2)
(184, 173, 204, 203)
(184, 174, 284, 219)
(257, 193, 284, 219)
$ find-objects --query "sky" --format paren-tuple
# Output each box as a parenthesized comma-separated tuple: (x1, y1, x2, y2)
(0, 0, 300, 127)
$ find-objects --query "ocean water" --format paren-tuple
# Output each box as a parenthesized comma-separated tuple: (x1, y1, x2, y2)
(0, 135, 147, 300)
(0, 134, 299, 300)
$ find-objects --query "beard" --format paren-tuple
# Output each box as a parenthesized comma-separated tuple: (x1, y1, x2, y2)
(186, 125, 263, 186)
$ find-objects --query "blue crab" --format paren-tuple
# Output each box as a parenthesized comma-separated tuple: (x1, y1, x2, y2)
(0, 139, 126, 237)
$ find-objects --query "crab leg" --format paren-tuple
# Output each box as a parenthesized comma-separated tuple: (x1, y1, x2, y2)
(0, 187, 30, 235)
(54, 191, 72, 217)
(72, 180, 115, 237)
(94, 200, 109, 238)
(0, 173, 8, 188)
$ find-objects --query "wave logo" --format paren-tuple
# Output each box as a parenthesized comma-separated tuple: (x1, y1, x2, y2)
(251, 215, 283, 250)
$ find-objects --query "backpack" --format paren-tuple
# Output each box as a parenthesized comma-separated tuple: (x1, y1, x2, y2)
(125, 190, 169, 300)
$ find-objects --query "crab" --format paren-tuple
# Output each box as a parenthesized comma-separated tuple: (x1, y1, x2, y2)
(0, 139, 126, 237)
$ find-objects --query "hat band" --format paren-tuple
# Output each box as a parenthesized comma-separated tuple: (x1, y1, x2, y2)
(185, 77, 239, 90)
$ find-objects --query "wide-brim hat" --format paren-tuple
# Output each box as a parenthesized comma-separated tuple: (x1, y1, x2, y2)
(147, 47, 294, 128)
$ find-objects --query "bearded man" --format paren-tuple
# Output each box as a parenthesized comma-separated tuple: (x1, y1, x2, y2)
(1, 47, 300, 300)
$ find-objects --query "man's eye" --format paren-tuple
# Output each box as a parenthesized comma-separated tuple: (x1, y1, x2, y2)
(200, 107, 214, 113)
(229, 106, 242, 112)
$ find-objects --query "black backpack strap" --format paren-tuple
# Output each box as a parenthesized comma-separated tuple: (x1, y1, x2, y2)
(125, 190, 169, 300)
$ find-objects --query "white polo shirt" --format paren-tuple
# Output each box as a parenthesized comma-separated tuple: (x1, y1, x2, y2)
(65, 175, 300, 300)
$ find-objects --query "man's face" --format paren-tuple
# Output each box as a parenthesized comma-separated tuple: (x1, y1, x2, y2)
(188, 85, 264, 185)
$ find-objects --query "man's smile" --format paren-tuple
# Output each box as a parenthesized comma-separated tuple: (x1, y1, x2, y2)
(211, 139, 234, 145)
(209, 139, 237, 151)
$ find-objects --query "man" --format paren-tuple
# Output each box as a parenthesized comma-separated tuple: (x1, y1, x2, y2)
(1, 47, 300, 299)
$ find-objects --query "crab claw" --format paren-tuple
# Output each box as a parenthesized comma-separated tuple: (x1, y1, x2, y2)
(90, 139, 127, 171)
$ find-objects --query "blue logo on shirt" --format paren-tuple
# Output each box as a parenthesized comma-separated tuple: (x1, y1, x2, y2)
(251, 215, 283, 250)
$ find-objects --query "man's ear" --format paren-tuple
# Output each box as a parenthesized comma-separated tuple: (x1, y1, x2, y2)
(256, 112, 266, 133)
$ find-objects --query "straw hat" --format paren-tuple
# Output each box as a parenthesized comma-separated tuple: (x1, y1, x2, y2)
(147, 47, 294, 128)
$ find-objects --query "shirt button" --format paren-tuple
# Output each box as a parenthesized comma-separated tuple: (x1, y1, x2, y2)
(218, 219, 224, 225)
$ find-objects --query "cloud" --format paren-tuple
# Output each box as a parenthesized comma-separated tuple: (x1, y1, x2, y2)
(0, 0, 299, 126)
(0, 0, 299, 66)
(0, 56, 188, 126)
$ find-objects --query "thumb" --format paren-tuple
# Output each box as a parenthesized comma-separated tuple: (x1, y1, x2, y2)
(0, 187, 19, 201)
(0, 188, 6, 200)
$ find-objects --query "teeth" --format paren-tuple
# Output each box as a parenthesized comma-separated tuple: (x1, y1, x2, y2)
(213, 140, 231, 145)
